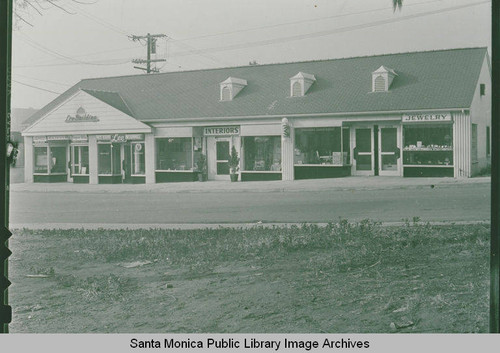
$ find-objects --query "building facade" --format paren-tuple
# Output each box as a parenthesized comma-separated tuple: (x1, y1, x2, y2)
(22, 48, 491, 184)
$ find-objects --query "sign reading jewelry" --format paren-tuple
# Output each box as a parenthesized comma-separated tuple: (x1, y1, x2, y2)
(402, 113, 452, 123)
(65, 107, 100, 123)
(203, 126, 240, 136)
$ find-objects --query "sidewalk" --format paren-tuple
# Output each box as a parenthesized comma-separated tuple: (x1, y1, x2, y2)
(9, 176, 491, 194)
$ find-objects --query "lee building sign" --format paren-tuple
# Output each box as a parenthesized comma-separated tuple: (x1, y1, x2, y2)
(402, 113, 452, 123)
(65, 107, 100, 123)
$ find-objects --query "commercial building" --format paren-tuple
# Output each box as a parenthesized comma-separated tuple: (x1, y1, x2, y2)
(22, 47, 491, 183)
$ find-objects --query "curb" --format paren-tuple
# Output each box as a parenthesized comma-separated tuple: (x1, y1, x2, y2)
(8, 177, 492, 194)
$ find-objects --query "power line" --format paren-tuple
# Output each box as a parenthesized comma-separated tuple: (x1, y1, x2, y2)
(169, 38, 231, 66)
(169, 1, 490, 58)
(175, 0, 444, 43)
(13, 1, 488, 70)
(65, 1, 129, 36)
(12, 80, 62, 94)
(13, 73, 72, 87)
(16, 0, 440, 70)
(13, 46, 141, 68)
(15, 32, 132, 66)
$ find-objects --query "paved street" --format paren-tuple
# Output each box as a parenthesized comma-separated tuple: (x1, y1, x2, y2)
(8, 178, 490, 227)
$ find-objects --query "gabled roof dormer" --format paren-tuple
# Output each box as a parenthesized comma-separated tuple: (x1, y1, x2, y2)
(290, 72, 316, 97)
(220, 77, 247, 101)
(372, 65, 397, 92)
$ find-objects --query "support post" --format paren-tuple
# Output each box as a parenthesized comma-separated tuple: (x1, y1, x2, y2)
(145, 133, 155, 184)
(89, 135, 98, 185)
(23, 136, 33, 183)
(281, 118, 294, 181)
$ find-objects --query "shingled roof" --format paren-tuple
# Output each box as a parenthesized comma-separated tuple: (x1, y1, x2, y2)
(25, 47, 489, 126)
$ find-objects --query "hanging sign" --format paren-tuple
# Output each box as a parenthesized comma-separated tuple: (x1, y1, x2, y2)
(65, 107, 100, 123)
(111, 134, 127, 143)
(125, 134, 144, 141)
(96, 135, 111, 141)
(33, 136, 47, 143)
(203, 126, 240, 136)
(47, 135, 70, 141)
(71, 134, 88, 142)
(402, 113, 452, 123)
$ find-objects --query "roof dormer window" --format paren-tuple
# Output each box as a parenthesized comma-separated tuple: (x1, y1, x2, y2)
(220, 77, 247, 101)
(372, 65, 397, 92)
(290, 72, 316, 97)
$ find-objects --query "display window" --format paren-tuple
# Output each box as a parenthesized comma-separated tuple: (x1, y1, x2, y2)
(34, 146, 48, 173)
(131, 143, 145, 175)
(294, 127, 347, 165)
(72, 145, 89, 175)
(243, 136, 281, 171)
(98, 143, 120, 174)
(34, 145, 67, 174)
(403, 125, 453, 166)
(156, 137, 193, 171)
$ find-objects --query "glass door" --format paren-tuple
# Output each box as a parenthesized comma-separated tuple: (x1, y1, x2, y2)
(71, 145, 89, 176)
(353, 127, 374, 175)
(122, 143, 132, 183)
(378, 125, 401, 176)
(215, 138, 231, 180)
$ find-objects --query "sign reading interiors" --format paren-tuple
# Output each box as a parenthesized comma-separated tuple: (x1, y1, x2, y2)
(203, 126, 240, 136)
(402, 113, 452, 123)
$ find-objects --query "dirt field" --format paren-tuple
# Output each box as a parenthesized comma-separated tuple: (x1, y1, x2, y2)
(7, 221, 489, 333)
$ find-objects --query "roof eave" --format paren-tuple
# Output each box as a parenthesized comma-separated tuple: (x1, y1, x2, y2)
(140, 107, 470, 123)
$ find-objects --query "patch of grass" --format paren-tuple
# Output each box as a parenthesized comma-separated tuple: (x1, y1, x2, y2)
(55, 273, 135, 301)
(10, 220, 489, 333)
(27, 266, 55, 276)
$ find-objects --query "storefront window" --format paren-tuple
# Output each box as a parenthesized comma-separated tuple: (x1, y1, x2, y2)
(34, 145, 68, 174)
(156, 138, 193, 170)
(403, 125, 453, 166)
(72, 145, 89, 175)
(50, 146, 67, 173)
(34, 146, 48, 173)
(294, 128, 343, 165)
(98, 144, 120, 174)
(243, 136, 281, 171)
(131, 143, 145, 175)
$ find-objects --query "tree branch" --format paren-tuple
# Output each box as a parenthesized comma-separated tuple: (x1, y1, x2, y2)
(25, 1, 43, 16)
(14, 13, 34, 27)
(45, 0, 77, 15)
(70, 0, 99, 4)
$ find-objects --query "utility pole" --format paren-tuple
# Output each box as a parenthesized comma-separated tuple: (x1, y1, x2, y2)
(130, 33, 167, 73)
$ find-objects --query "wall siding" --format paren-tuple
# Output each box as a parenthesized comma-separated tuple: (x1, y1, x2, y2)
(453, 112, 471, 178)
(24, 90, 151, 135)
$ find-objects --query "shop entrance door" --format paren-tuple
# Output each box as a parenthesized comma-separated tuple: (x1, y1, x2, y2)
(214, 138, 231, 180)
(378, 125, 401, 176)
(353, 127, 374, 175)
(122, 143, 132, 183)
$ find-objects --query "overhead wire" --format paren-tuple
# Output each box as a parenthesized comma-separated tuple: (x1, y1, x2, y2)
(13, 1, 488, 71)
(168, 1, 490, 58)
(12, 80, 62, 94)
(64, 0, 129, 35)
(15, 32, 133, 66)
(13, 73, 72, 87)
(175, 0, 445, 43)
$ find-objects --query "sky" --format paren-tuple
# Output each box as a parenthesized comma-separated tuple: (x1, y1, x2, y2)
(11, 0, 491, 110)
